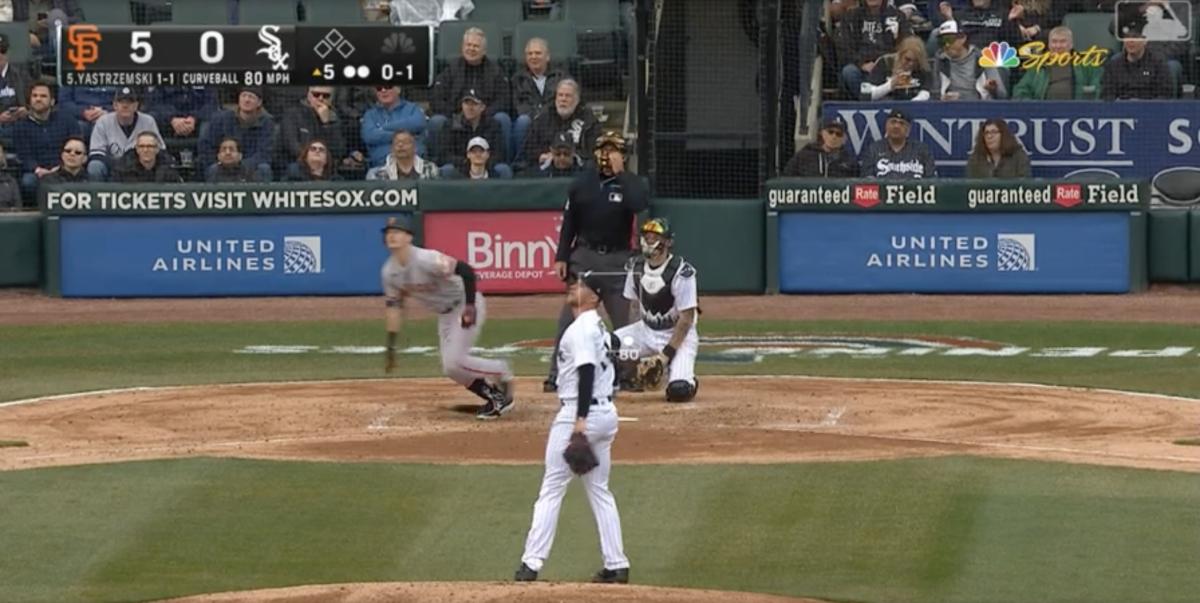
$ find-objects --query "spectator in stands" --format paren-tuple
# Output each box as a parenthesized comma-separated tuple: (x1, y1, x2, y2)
(512, 37, 568, 159)
(207, 136, 257, 183)
(861, 108, 936, 179)
(520, 79, 599, 174)
(896, 2, 934, 35)
(835, 0, 911, 99)
(113, 131, 182, 183)
(436, 88, 509, 177)
(60, 84, 113, 139)
(362, 84, 427, 168)
(13, 80, 79, 197)
(388, 0, 473, 26)
(936, 0, 1016, 48)
(533, 131, 586, 178)
(286, 138, 340, 182)
(966, 118, 1030, 178)
(148, 86, 218, 140)
(282, 86, 346, 165)
(334, 86, 372, 171)
(16, 0, 84, 52)
(524, 0, 562, 20)
(1008, 0, 1063, 46)
(782, 115, 860, 178)
(446, 136, 511, 180)
(38, 135, 87, 190)
(1102, 37, 1174, 99)
(429, 27, 512, 162)
(934, 20, 1007, 100)
(365, 129, 439, 180)
(0, 33, 31, 131)
(0, 141, 19, 208)
(1012, 26, 1102, 100)
(87, 87, 164, 181)
(863, 36, 934, 100)
(200, 86, 275, 182)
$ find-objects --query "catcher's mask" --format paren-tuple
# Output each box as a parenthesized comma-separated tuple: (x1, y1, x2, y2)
(594, 131, 626, 173)
(639, 218, 672, 257)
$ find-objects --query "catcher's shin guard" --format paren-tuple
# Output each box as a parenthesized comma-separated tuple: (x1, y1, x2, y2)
(665, 379, 697, 402)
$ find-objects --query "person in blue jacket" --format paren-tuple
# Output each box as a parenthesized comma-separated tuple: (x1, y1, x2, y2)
(361, 84, 427, 168)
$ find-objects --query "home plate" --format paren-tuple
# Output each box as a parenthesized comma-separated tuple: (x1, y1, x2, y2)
(618, 417, 639, 422)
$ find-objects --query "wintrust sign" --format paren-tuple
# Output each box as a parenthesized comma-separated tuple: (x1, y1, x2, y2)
(423, 211, 563, 293)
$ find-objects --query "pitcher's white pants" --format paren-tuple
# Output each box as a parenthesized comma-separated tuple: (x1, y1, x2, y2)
(520, 401, 629, 572)
(436, 293, 512, 386)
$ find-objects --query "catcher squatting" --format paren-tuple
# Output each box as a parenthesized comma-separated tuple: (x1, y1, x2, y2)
(515, 271, 630, 584)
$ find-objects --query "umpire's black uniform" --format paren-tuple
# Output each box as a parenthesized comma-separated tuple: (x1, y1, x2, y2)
(544, 160, 649, 390)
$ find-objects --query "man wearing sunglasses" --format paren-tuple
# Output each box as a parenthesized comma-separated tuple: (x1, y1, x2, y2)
(282, 86, 346, 168)
(782, 116, 860, 178)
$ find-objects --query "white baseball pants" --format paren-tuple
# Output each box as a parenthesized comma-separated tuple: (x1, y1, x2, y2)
(520, 401, 629, 572)
(613, 320, 699, 384)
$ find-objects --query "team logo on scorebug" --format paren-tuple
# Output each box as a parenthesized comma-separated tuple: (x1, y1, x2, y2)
(66, 24, 101, 71)
(283, 236, 322, 275)
(996, 234, 1036, 272)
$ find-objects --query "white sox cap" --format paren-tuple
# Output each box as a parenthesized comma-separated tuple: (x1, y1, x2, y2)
(467, 136, 490, 152)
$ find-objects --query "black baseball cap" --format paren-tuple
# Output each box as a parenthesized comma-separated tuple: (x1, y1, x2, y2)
(822, 116, 847, 131)
(567, 270, 605, 295)
(461, 88, 483, 103)
(381, 215, 414, 234)
(887, 108, 911, 123)
(114, 86, 139, 102)
(239, 85, 264, 100)
(551, 132, 576, 151)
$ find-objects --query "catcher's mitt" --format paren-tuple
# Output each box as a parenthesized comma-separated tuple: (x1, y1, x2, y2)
(563, 432, 599, 475)
(636, 353, 668, 391)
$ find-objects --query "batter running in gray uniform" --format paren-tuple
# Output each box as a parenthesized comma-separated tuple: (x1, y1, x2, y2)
(381, 216, 515, 419)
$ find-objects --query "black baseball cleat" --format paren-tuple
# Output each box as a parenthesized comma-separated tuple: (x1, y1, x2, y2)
(592, 567, 629, 584)
(514, 562, 538, 582)
(475, 399, 498, 420)
(495, 380, 516, 416)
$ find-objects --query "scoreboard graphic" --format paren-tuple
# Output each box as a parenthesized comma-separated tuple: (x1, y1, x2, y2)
(58, 24, 433, 87)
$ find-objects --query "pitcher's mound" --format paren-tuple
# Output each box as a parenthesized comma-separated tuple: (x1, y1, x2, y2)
(159, 581, 828, 602)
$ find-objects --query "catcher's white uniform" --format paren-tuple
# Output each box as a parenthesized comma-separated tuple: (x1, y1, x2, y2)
(614, 254, 699, 386)
(520, 308, 628, 574)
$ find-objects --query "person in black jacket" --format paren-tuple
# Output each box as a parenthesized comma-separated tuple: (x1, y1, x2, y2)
(782, 116, 860, 178)
(532, 132, 586, 178)
(836, 0, 911, 99)
(281, 86, 346, 166)
(518, 78, 600, 174)
(543, 131, 649, 392)
(1102, 37, 1173, 100)
(207, 136, 258, 183)
(38, 135, 89, 191)
(429, 27, 512, 165)
(436, 89, 508, 175)
(112, 132, 182, 183)
(511, 37, 570, 161)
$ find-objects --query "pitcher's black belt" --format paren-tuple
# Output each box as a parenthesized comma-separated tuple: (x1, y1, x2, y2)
(560, 396, 613, 406)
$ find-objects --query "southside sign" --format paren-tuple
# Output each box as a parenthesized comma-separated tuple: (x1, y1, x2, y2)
(766, 179, 1147, 212)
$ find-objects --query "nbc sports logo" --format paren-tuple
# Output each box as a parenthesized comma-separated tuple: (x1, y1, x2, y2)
(996, 234, 1036, 272)
(283, 236, 322, 275)
(978, 41, 1020, 68)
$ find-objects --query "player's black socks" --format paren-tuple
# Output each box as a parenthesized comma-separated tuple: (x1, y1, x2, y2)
(467, 378, 496, 401)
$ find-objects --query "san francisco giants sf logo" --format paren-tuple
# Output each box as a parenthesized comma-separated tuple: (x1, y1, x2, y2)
(66, 24, 102, 71)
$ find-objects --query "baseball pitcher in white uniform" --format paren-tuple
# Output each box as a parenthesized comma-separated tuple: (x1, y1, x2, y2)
(615, 218, 701, 402)
(380, 216, 515, 420)
(514, 272, 630, 584)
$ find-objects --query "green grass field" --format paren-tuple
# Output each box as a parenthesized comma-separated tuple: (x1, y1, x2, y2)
(2, 318, 1199, 603)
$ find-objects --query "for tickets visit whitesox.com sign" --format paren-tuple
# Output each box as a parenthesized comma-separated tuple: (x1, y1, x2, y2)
(422, 211, 564, 293)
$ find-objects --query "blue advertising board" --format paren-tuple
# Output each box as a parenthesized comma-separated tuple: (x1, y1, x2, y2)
(778, 212, 1131, 293)
(823, 101, 1200, 180)
(60, 214, 403, 297)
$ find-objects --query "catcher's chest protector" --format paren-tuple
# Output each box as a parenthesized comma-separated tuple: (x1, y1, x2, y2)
(634, 255, 689, 330)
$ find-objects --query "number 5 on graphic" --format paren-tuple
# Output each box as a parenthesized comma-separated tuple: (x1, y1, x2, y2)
(130, 30, 151, 64)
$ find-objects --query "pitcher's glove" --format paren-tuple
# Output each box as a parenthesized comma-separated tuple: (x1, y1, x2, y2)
(563, 432, 599, 475)
(637, 354, 668, 391)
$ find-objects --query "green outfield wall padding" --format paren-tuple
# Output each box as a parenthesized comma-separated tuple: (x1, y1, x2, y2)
(651, 198, 765, 293)
(417, 179, 573, 212)
(1190, 210, 1200, 282)
(1149, 209, 1190, 282)
(0, 212, 42, 286)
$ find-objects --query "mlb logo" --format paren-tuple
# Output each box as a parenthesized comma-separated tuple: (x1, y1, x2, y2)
(1053, 184, 1082, 208)
(1116, 1, 1192, 42)
(852, 184, 880, 208)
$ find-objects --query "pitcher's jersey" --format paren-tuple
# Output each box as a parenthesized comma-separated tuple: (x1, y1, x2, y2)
(381, 246, 465, 314)
(623, 254, 698, 331)
(556, 309, 617, 403)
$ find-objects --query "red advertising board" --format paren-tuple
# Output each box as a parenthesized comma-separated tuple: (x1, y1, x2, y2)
(422, 211, 564, 293)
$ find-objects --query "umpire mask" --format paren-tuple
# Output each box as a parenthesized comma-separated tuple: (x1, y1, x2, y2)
(594, 131, 626, 175)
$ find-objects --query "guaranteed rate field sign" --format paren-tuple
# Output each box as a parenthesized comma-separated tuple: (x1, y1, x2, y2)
(765, 179, 1149, 212)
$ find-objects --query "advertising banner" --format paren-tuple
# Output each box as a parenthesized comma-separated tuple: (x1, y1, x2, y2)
(41, 182, 418, 216)
(765, 178, 1147, 212)
(778, 213, 1131, 293)
(422, 211, 563, 294)
(59, 214, 401, 297)
(823, 101, 1200, 180)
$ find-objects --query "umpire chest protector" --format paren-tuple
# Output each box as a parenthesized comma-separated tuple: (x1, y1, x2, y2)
(632, 255, 691, 331)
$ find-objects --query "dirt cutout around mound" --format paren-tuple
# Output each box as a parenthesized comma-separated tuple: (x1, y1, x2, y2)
(158, 581, 822, 603)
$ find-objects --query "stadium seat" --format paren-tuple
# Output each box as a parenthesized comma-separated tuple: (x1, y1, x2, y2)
(1062, 12, 1119, 54)
(239, 0, 299, 25)
(301, 0, 370, 25)
(437, 20, 504, 69)
(0, 22, 33, 64)
(169, 0, 232, 25)
(466, 0, 523, 28)
(561, 0, 622, 95)
(77, 0, 135, 24)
